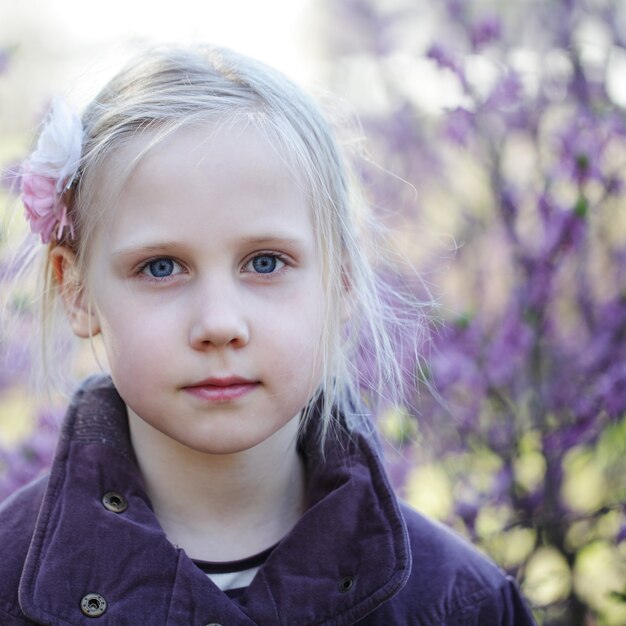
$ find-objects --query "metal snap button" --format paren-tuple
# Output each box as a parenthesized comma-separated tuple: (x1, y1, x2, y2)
(80, 593, 107, 617)
(338, 576, 355, 593)
(102, 491, 128, 513)
(205, 623, 223, 626)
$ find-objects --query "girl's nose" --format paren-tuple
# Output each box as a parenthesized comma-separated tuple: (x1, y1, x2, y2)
(188, 281, 250, 350)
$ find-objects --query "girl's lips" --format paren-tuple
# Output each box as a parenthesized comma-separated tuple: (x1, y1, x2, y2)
(183, 379, 259, 402)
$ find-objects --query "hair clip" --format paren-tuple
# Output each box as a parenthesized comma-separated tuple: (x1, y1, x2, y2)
(21, 97, 83, 243)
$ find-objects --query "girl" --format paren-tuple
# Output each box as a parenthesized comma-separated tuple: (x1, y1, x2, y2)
(0, 45, 536, 625)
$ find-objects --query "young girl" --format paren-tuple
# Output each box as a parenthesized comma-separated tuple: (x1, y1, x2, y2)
(0, 45, 536, 625)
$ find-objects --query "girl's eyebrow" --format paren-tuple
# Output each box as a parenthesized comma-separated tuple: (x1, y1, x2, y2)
(110, 242, 181, 260)
(237, 234, 305, 248)
(110, 235, 306, 259)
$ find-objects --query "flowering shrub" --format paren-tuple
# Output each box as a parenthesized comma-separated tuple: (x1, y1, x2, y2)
(0, 46, 61, 502)
(321, 0, 626, 624)
(0, 409, 60, 502)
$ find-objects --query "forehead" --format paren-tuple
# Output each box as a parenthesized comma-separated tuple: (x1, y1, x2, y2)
(92, 121, 313, 247)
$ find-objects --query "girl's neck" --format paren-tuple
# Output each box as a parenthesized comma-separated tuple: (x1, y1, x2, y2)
(127, 409, 307, 562)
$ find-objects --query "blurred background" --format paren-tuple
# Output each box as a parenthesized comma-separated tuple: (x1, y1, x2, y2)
(1, 1, 626, 624)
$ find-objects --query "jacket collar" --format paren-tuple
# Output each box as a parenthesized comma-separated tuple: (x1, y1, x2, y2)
(20, 375, 410, 625)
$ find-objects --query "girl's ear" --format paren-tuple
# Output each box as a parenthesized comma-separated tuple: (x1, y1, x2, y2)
(49, 246, 101, 338)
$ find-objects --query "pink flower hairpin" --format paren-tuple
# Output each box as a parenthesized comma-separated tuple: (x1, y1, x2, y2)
(21, 97, 83, 244)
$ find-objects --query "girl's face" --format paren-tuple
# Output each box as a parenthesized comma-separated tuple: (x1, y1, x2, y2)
(81, 123, 326, 455)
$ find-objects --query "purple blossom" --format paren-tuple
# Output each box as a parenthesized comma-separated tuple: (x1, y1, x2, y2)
(470, 17, 502, 50)
(605, 175, 624, 196)
(454, 494, 481, 532)
(517, 488, 546, 521)
(426, 43, 465, 79)
(542, 205, 587, 257)
(498, 186, 519, 223)
(492, 465, 514, 498)
(484, 70, 524, 111)
(443, 0, 467, 22)
(430, 317, 486, 392)
(556, 115, 607, 185)
(442, 107, 476, 146)
(0, 408, 60, 503)
(595, 362, 626, 418)
(483, 310, 533, 388)
(543, 414, 603, 455)
(518, 256, 554, 312)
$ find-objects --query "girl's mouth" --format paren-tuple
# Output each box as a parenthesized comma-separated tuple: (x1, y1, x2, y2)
(183, 377, 259, 402)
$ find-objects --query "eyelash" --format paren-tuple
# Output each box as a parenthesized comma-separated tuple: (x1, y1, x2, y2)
(136, 257, 185, 284)
(135, 252, 290, 283)
(241, 252, 288, 277)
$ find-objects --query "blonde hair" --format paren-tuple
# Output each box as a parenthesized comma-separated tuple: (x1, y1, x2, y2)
(33, 44, 428, 444)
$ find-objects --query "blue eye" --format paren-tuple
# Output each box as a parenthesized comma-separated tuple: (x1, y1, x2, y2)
(251, 255, 280, 274)
(145, 258, 176, 278)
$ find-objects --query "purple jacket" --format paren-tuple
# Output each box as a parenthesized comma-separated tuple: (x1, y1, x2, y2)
(0, 376, 536, 625)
